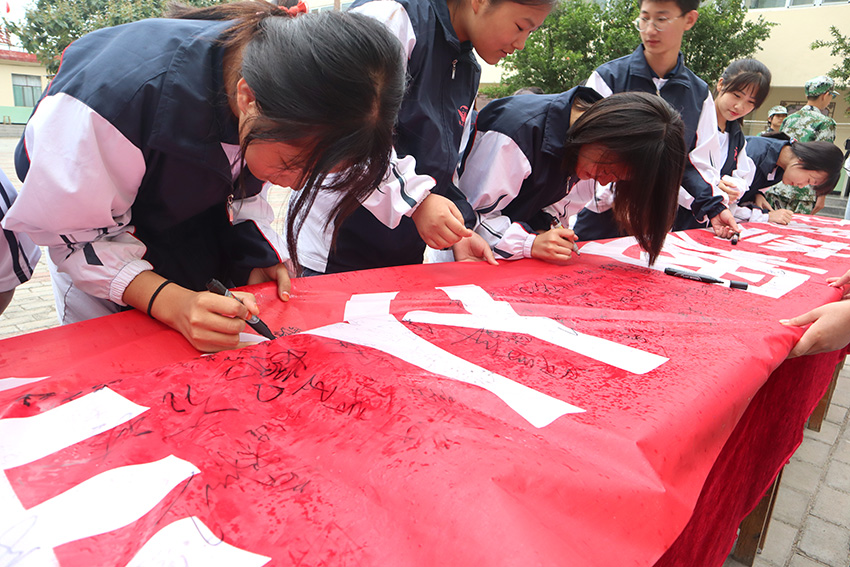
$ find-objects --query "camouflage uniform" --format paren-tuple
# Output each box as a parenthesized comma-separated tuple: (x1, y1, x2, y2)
(764, 77, 838, 213)
(759, 105, 787, 137)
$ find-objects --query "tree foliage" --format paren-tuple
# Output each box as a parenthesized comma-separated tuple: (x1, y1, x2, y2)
(811, 26, 850, 114)
(484, 0, 775, 98)
(681, 0, 774, 85)
(5, 0, 226, 74)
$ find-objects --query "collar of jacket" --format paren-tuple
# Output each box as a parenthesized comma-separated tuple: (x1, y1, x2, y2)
(541, 86, 604, 158)
(429, 0, 472, 53)
(148, 20, 243, 181)
(628, 44, 691, 88)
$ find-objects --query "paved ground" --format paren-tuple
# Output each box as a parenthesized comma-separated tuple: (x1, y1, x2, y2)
(1, 136, 849, 565)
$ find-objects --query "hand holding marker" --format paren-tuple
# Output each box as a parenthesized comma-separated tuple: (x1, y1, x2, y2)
(719, 176, 741, 245)
(550, 219, 580, 256)
(206, 278, 277, 340)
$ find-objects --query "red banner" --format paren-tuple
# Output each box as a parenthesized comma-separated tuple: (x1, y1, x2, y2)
(1, 217, 848, 566)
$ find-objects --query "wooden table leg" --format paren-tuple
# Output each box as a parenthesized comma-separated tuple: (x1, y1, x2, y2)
(732, 468, 783, 565)
(807, 357, 845, 432)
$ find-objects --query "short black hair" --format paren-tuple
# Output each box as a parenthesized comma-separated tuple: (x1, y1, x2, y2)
(717, 59, 771, 111)
(639, 0, 699, 14)
(791, 141, 845, 196)
(563, 92, 686, 264)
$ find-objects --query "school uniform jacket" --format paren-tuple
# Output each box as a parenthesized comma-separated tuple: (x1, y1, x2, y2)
(712, 120, 760, 225)
(293, 0, 481, 273)
(457, 86, 602, 260)
(574, 45, 725, 240)
(0, 170, 40, 292)
(3, 19, 286, 314)
(740, 136, 788, 198)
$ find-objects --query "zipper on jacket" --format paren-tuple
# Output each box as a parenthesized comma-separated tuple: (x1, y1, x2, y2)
(227, 193, 235, 223)
(451, 59, 457, 80)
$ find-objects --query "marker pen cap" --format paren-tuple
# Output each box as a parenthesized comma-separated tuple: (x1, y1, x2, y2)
(729, 280, 748, 290)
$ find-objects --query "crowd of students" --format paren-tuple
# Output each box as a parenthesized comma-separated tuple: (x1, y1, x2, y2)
(0, 0, 846, 357)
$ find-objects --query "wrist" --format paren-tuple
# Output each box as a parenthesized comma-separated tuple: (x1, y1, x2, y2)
(147, 280, 175, 318)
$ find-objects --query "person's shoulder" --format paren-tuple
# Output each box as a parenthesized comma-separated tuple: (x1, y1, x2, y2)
(593, 47, 639, 75)
(678, 62, 709, 90)
(477, 93, 560, 136)
(782, 111, 805, 127)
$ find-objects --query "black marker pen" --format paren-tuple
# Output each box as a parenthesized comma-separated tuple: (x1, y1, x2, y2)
(663, 267, 748, 290)
(206, 278, 276, 340)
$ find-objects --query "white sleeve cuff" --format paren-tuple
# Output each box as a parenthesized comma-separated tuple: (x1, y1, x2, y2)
(522, 233, 536, 259)
(109, 259, 154, 306)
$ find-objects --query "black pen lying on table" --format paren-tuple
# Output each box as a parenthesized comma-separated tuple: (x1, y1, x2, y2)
(663, 267, 749, 290)
(206, 278, 277, 340)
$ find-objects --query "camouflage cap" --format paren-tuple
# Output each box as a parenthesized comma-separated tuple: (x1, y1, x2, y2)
(767, 105, 787, 118)
(805, 75, 838, 97)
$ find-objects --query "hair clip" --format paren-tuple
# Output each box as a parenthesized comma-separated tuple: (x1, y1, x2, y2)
(282, 1, 308, 16)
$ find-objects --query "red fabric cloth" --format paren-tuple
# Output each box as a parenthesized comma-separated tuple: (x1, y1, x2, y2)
(1, 219, 848, 566)
(656, 350, 842, 566)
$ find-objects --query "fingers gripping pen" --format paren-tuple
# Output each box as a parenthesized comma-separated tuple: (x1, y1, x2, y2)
(206, 278, 277, 340)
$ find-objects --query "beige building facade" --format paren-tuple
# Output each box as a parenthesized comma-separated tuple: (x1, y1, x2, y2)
(0, 49, 47, 125)
(742, 2, 849, 146)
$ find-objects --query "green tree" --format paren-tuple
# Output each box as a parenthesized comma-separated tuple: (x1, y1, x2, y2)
(485, 0, 774, 97)
(681, 0, 774, 85)
(5, 0, 225, 74)
(811, 26, 850, 114)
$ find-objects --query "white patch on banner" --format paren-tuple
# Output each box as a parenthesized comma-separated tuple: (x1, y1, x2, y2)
(745, 232, 781, 245)
(126, 516, 271, 567)
(0, 376, 50, 392)
(0, 473, 62, 567)
(0, 388, 149, 470)
(0, 456, 199, 559)
(343, 291, 399, 320)
(403, 285, 668, 375)
(305, 314, 583, 428)
(580, 232, 824, 299)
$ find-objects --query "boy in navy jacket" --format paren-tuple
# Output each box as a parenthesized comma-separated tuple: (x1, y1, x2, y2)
(574, 0, 739, 242)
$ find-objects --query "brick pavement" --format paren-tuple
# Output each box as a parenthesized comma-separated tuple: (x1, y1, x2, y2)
(1, 134, 848, 565)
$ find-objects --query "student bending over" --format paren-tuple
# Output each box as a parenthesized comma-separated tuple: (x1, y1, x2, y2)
(734, 134, 844, 223)
(2, 2, 405, 352)
(705, 59, 793, 226)
(455, 91, 685, 266)
(291, 0, 555, 274)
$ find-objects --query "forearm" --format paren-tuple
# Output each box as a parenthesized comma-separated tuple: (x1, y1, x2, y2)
(123, 270, 190, 323)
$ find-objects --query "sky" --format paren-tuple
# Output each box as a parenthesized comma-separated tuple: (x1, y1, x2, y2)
(2, 1, 27, 26)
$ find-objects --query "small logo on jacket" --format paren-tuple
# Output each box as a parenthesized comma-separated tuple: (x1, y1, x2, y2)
(457, 106, 469, 126)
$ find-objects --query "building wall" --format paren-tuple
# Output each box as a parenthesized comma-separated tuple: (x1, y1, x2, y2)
(0, 58, 48, 124)
(745, 4, 847, 88)
(743, 4, 849, 147)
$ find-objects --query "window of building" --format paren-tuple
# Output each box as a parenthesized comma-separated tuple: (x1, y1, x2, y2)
(12, 74, 42, 107)
(750, 0, 849, 6)
(749, 0, 786, 7)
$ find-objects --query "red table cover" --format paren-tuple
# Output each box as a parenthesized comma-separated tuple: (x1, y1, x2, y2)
(1, 218, 848, 567)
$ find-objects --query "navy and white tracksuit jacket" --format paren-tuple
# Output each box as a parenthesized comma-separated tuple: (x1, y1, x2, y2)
(0, 169, 40, 293)
(573, 45, 726, 240)
(293, 0, 480, 274)
(457, 86, 602, 260)
(706, 119, 765, 225)
(3, 18, 287, 323)
(739, 136, 789, 199)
